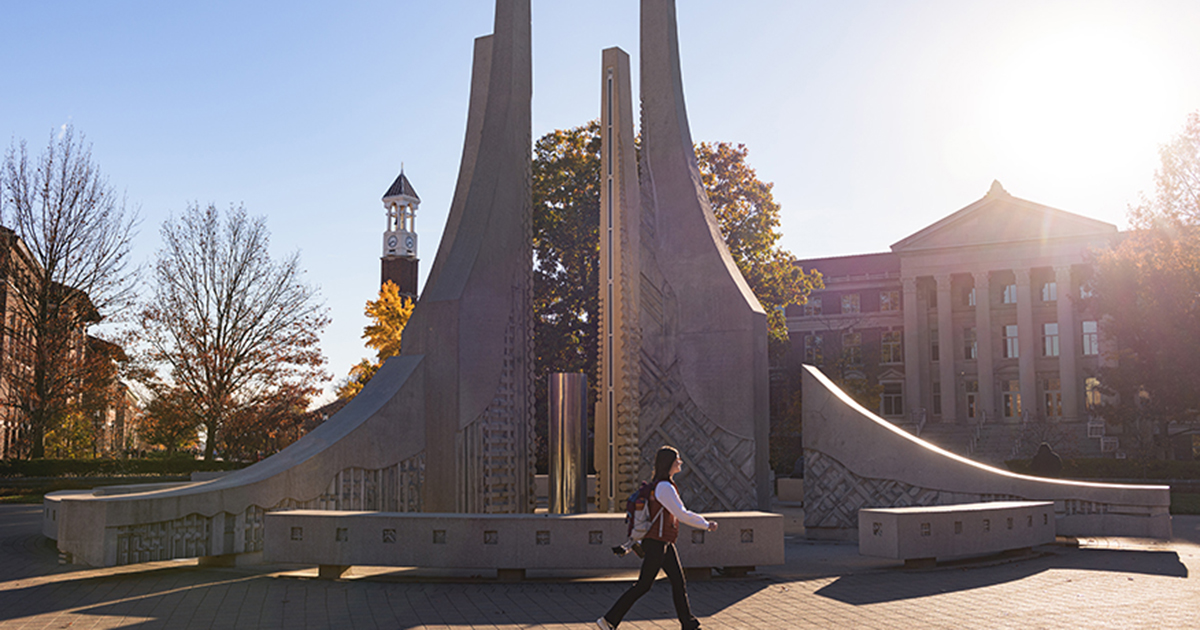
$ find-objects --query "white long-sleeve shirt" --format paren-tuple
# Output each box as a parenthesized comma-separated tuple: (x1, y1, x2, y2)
(655, 480, 711, 530)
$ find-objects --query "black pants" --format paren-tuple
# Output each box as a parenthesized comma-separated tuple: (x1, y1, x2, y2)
(603, 538, 699, 629)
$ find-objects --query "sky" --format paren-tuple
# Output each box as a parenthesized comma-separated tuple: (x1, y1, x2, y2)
(3, 0, 1199, 403)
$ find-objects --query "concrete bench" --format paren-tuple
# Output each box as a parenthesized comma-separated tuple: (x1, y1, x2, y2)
(858, 501, 1055, 567)
(263, 510, 783, 580)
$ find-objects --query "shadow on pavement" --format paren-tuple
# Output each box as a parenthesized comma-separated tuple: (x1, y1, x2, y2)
(815, 547, 1189, 606)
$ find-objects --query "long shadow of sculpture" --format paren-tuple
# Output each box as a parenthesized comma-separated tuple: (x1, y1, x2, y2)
(815, 547, 1189, 606)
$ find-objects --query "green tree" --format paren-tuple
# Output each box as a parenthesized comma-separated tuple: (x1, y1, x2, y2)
(337, 280, 414, 400)
(1088, 111, 1200, 460)
(139, 204, 329, 461)
(531, 122, 821, 471)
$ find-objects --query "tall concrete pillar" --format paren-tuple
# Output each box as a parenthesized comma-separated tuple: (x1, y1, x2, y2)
(640, 0, 771, 510)
(1055, 265, 1079, 421)
(405, 0, 535, 513)
(596, 47, 641, 513)
(902, 276, 922, 417)
(1015, 268, 1036, 422)
(935, 274, 957, 423)
(973, 272, 996, 421)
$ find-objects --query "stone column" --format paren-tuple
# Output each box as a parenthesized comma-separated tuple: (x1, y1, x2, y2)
(973, 272, 995, 421)
(595, 47, 641, 513)
(902, 276, 922, 416)
(1015, 268, 1036, 422)
(935, 274, 957, 423)
(1055, 265, 1079, 421)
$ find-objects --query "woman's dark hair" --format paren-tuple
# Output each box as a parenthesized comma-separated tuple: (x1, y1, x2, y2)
(653, 446, 680, 483)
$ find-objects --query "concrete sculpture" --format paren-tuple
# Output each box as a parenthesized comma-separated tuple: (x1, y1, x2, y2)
(627, 0, 772, 511)
(50, 0, 533, 566)
(595, 47, 643, 511)
(802, 365, 1172, 539)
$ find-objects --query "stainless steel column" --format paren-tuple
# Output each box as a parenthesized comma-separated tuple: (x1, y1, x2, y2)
(549, 373, 588, 514)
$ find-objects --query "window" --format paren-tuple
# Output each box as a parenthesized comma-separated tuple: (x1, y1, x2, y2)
(965, 287, 977, 307)
(881, 330, 902, 364)
(1042, 282, 1057, 302)
(1085, 377, 1102, 410)
(964, 327, 977, 360)
(804, 334, 823, 364)
(932, 382, 942, 416)
(803, 297, 822, 316)
(880, 290, 900, 312)
(1043, 378, 1062, 417)
(841, 294, 860, 314)
(882, 382, 903, 416)
(1082, 321, 1099, 355)
(930, 328, 940, 362)
(1003, 284, 1018, 304)
(1004, 325, 1019, 358)
(1002, 380, 1021, 418)
(965, 381, 979, 419)
(1042, 323, 1059, 357)
(842, 332, 862, 365)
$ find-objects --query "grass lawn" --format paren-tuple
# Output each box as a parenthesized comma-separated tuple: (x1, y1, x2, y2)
(1172, 492, 1200, 515)
(0, 493, 44, 504)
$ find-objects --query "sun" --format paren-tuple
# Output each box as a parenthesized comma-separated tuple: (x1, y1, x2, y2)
(979, 22, 1181, 187)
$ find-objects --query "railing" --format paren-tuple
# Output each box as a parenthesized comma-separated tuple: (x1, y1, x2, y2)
(967, 410, 987, 456)
(910, 407, 928, 437)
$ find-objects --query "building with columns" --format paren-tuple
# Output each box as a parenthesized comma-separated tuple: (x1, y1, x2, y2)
(788, 182, 1117, 457)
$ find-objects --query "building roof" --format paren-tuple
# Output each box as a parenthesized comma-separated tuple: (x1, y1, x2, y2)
(890, 180, 1117, 253)
(382, 171, 420, 202)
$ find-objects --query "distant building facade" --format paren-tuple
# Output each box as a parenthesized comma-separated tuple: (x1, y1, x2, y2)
(0, 226, 129, 459)
(788, 182, 1118, 456)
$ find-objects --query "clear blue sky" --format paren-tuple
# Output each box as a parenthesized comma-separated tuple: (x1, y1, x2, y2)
(4, 0, 1199, 402)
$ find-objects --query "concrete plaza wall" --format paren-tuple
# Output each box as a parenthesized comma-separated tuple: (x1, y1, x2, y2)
(263, 511, 783, 572)
(802, 365, 1171, 539)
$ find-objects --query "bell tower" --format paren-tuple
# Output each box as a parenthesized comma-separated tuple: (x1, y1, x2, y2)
(381, 168, 420, 299)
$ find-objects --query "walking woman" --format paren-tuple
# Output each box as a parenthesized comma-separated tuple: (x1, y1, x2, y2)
(597, 446, 718, 630)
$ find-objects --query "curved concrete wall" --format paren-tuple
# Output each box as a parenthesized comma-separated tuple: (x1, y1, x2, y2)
(51, 0, 535, 567)
(56, 357, 428, 566)
(801, 365, 1171, 539)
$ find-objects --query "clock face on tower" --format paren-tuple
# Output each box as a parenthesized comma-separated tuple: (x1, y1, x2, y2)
(405, 235, 414, 250)
(387, 235, 398, 248)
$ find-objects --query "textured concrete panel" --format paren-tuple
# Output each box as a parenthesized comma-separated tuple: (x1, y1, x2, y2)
(637, 0, 771, 510)
(802, 365, 1172, 539)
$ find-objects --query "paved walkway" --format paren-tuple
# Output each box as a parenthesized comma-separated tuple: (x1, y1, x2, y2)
(1, 505, 1198, 629)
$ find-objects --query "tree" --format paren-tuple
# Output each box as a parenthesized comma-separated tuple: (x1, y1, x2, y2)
(139, 203, 329, 460)
(139, 386, 201, 456)
(695, 142, 823, 358)
(0, 126, 139, 458)
(336, 280, 415, 400)
(531, 122, 821, 472)
(1088, 111, 1200, 459)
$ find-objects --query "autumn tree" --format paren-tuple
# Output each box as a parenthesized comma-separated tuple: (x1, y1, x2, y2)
(139, 386, 201, 456)
(0, 126, 139, 458)
(139, 203, 329, 460)
(695, 142, 823, 357)
(1087, 111, 1200, 459)
(336, 280, 415, 400)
